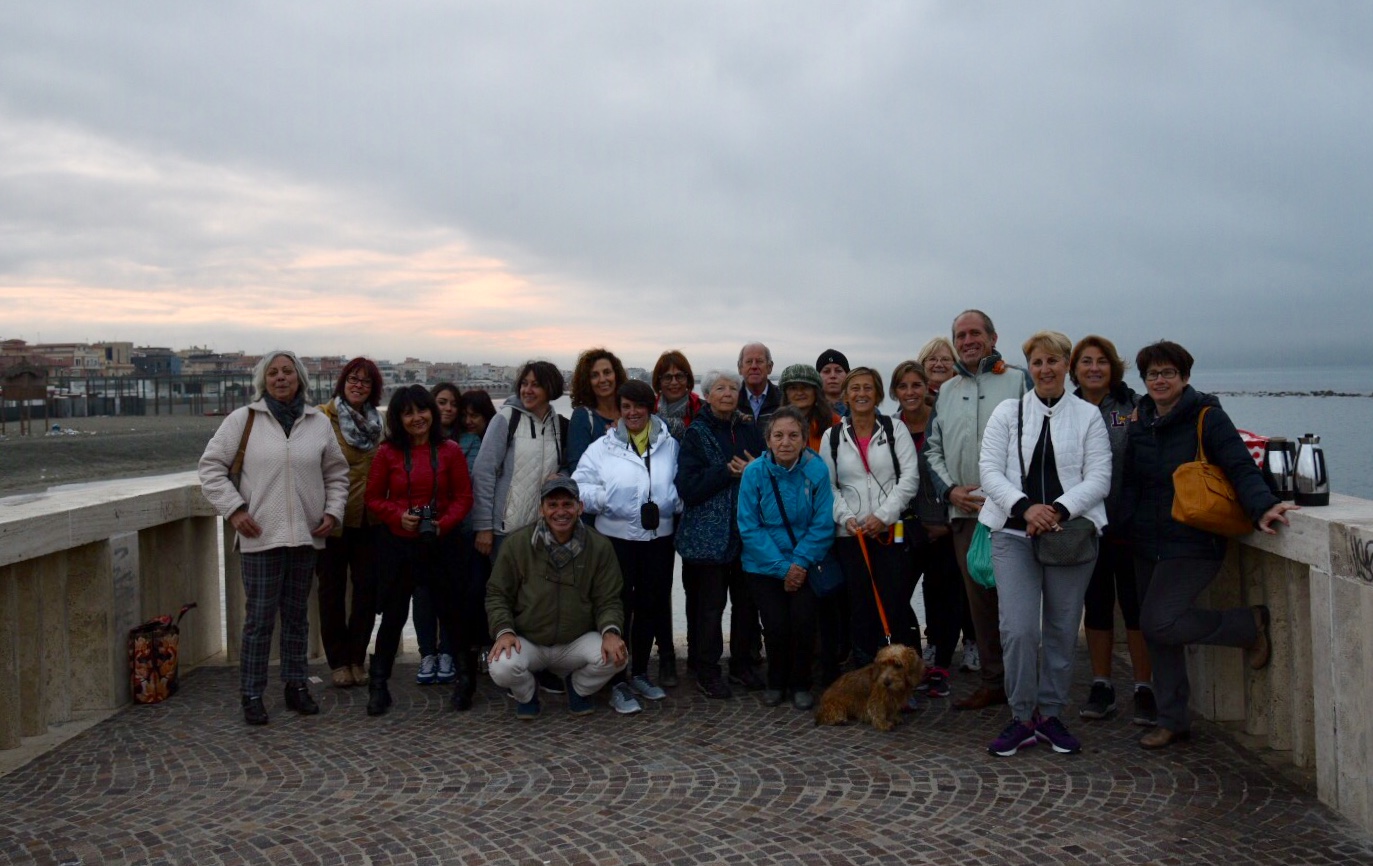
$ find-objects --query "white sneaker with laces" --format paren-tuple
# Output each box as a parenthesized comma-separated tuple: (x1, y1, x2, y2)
(961, 640, 981, 673)
(417, 654, 438, 684)
(437, 653, 456, 684)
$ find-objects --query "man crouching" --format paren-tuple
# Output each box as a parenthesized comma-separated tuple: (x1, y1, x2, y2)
(486, 476, 628, 718)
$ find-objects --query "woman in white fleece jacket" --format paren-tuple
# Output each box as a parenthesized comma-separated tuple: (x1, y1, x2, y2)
(977, 331, 1110, 759)
(200, 350, 348, 727)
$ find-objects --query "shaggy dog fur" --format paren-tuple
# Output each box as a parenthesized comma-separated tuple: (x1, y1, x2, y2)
(814, 643, 924, 731)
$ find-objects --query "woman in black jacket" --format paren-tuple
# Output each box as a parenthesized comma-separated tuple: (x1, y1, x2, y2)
(675, 370, 766, 698)
(1121, 341, 1295, 750)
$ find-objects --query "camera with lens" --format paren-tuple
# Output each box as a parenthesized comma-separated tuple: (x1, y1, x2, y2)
(410, 504, 438, 540)
(640, 501, 660, 532)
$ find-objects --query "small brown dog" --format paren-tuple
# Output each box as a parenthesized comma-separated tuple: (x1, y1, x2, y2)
(814, 643, 924, 731)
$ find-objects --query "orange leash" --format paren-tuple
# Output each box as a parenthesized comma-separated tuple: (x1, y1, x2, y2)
(856, 531, 894, 645)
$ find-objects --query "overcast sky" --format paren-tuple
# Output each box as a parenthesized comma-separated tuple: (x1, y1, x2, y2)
(2, 2, 1370, 376)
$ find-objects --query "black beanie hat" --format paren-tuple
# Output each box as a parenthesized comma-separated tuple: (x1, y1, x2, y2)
(815, 349, 850, 372)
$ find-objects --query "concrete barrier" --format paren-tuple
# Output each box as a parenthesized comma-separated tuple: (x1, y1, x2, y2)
(2, 475, 1373, 833)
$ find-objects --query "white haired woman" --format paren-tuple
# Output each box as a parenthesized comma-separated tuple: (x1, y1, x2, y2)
(200, 351, 348, 726)
(978, 331, 1111, 758)
(675, 369, 765, 698)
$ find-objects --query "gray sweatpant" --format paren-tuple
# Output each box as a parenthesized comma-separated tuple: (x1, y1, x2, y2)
(992, 532, 1095, 721)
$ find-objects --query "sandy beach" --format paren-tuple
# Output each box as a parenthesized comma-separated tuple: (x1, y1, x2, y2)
(0, 414, 225, 497)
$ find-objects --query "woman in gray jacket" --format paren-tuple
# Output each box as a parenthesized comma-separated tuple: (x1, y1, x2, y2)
(199, 351, 348, 726)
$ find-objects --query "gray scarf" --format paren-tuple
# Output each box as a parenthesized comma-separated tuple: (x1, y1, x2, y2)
(334, 396, 382, 451)
(533, 519, 587, 571)
(266, 392, 305, 437)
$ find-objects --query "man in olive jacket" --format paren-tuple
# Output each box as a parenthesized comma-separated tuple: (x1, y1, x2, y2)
(486, 476, 627, 717)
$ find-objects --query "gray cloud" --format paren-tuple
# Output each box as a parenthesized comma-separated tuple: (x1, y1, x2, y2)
(2, 1, 1370, 374)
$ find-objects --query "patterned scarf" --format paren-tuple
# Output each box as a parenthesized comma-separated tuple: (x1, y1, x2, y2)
(265, 392, 305, 437)
(334, 396, 382, 451)
(533, 518, 587, 571)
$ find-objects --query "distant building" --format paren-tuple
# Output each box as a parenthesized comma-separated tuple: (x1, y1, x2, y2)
(132, 347, 183, 377)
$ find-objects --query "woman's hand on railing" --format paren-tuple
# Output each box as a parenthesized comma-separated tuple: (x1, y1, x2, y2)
(1258, 502, 1299, 535)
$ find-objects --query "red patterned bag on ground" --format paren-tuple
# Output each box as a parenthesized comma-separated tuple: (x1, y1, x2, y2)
(128, 603, 197, 705)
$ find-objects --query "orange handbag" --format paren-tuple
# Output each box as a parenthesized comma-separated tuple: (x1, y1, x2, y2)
(1170, 407, 1253, 537)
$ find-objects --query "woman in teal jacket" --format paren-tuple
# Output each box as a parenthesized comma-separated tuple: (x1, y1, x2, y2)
(737, 407, 836, 710)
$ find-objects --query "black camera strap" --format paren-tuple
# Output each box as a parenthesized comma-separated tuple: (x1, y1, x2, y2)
(403, 441, 442, 510)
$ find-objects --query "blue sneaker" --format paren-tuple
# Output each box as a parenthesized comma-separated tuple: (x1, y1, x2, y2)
(629, 674, 667, 701)
(515, 695, 541, 720)
(1034, 715, 1082, 754)
(416, 654, 438, 685)
(610, 682, 643, 715)
(436, 653, 457, 684)
(565, 676, 595, 716)
(988, 718, 1038, 757)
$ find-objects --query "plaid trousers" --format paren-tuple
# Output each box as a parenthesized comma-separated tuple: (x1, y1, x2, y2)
(240, 545, 317, 697)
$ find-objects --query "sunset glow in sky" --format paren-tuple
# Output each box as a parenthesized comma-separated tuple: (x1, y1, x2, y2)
(3, 3, 1371, 373)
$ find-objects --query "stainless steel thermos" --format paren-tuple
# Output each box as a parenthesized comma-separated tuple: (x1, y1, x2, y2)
(1261, 437, 1298, 501)
(1294, 434, 1330, 506)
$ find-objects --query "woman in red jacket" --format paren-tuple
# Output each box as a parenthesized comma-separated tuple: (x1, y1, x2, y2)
(365, 385, 474, 715)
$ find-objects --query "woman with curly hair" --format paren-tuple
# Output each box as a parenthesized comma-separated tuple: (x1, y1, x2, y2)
(567, 348, 629, 471)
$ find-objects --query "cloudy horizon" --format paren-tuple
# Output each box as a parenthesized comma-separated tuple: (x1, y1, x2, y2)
(3, 2, 1370, 376)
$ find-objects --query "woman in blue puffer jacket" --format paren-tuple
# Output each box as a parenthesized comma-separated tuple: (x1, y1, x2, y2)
(737, 406, 836, 711)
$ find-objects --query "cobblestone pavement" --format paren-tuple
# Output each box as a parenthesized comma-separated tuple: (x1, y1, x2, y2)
(2, 656, 1371, 866)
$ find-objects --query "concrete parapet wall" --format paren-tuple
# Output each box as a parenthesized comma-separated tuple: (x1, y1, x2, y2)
(1188, 493, 1373, 834)
(0, 473, 223, 750)
(3, 475, 1373, 834)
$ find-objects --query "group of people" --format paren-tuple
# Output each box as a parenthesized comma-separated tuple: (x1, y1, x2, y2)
(198, 307, 1296, 756)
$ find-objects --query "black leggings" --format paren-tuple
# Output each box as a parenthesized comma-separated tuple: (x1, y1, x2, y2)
(1083, 537, 1140, 631)
(372, 531, 465, 676)
(835, 535, 916, 664)
(609, 536, 676, 677)
(917, 534, 967, 669)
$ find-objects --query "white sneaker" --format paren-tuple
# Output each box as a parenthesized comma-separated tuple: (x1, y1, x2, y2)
(922, 645, 937, 668)
(417, 654, 438, 684)
(610, 682, 643, 715)
(960, 640, 981, 673)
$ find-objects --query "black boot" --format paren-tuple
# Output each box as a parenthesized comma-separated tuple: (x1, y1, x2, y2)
(284, 681, 320, 715)
(367, 655, 392, 717)
(451, 650, 477, 711)
(242, 695, 269, 726)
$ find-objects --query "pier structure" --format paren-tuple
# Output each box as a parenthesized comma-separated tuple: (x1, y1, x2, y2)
(2, 474, 1373, 861)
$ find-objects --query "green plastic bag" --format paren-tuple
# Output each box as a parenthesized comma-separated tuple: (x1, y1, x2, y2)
(968, 522, 996, 589)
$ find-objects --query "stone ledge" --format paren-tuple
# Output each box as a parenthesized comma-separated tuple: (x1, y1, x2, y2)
(0, 472, 214, 568)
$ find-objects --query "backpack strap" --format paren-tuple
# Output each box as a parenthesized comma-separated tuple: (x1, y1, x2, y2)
(828, 424, 842, 489)
(877, 414, 900, 483)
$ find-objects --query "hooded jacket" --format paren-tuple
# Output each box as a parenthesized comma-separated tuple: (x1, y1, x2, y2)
(471, 394, 566, 535)
(737, 449, 835, 578)
(572, 415, 684, 541)
(1074, 381, 1140, 529)
(1121, 386, 1278, 561)
(925, 350, 1030, 519)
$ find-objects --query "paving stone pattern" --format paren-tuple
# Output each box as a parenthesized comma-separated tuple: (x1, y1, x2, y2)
(2, 657, 1371, 866)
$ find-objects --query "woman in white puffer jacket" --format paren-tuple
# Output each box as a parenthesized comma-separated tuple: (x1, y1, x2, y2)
(978, 330, 1111, 759)
(573, 379, 683, 713)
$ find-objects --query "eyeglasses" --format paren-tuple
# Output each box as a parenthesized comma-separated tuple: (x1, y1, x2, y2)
(1144, 368, 1180, 382)
(345, 375, 371, 387)
(660, 372, 688, 383)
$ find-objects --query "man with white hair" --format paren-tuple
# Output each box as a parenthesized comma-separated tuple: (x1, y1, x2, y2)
(738, 342, 781, 422)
